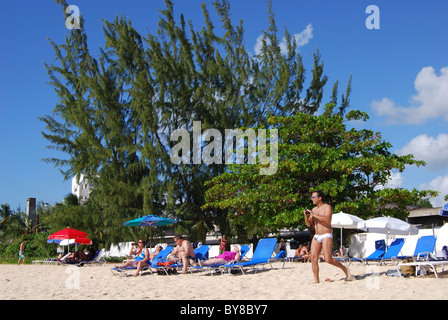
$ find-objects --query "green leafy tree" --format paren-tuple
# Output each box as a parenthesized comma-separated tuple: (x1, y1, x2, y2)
(41, 0, 352, 243)
(202, 104, 437, 234)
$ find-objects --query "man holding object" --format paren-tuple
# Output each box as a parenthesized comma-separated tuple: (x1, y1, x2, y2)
(303, 191, 351, 283)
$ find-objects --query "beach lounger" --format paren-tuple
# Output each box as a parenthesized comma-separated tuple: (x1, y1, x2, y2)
(269, 251, 287, 269)
(223, 238, 277, 275)
(396, 260, 448, 279)
(394, 236, 445, 279)
(80, 249, 106, 266)
(152, 245, 211, 275)
(193, 245, 210, 261)
(411, 235, 437, 260)
(189, 244, 251, 275)
(32, 252, 71, 265)
(111, 246, 172, 276)
(348, 239, 386, 265)
(271, 251, 286, 261)
(239, 245, 250, 260)
(378, 238, 405, 265)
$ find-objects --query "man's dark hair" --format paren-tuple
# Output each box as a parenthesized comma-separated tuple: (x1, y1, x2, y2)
(313, 190, 325, 200)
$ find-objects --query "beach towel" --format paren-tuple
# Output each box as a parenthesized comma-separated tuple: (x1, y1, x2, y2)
(157, 261, 174, 268)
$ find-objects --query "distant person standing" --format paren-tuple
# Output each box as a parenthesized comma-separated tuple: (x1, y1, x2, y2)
(303, 191, 351, 283)
(279, 238, 286, 252)
(18, 240, 26, 265)
(218, 235, 228, 254)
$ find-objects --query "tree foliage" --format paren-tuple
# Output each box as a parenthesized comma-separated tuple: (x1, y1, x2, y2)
(0, 204, 30, 243)
(202, 104, 437, 234)
(41, 0, 353, 243)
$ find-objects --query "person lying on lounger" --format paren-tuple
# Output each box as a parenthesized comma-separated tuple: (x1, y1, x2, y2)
(195, 245, 242, 267)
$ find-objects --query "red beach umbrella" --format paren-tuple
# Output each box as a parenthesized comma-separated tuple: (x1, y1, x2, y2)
(48, 227, 87, 240)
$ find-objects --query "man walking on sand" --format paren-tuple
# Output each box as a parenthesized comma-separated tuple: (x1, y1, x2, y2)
(303, 191, 351, 283)
(18, 240, 26, 265)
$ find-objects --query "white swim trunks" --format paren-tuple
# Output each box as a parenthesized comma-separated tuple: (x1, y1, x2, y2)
(313, 233, 333, 244)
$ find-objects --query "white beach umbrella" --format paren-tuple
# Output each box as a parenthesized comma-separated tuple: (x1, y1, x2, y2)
(364, 216, 419, 246)
(331, 211, 366, 229)
(331, 211, 367, 250)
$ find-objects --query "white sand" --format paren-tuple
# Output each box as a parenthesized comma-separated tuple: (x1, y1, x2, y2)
(1, 261, 447, 300)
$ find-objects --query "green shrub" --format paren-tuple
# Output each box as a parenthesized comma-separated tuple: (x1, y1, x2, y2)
(0, 233, 57, 259)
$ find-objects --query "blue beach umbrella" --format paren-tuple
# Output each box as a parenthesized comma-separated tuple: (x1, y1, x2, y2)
(123, 215, 178, 227)
(439, 203, 448, 217)
(123, 215, 178, 249)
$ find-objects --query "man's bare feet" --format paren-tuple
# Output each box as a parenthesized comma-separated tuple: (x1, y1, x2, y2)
(345, 267, 353, 281)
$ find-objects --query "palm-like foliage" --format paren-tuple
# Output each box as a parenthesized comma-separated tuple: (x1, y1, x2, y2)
(0, 204, 29, 243)
(41, 0, 352, 244)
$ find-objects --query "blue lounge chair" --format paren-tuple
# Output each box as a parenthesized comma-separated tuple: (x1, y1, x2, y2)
(190, 244, 251, 275)
(80, 249, 106, 266)
(395, 236, 444, 279)
(378, 238, 405, 265)
(412, 235, 437, 260)
(193, 245, 210, 262)
(223, 238, 277, 275)
(269, 250, 287, 268)
(111, 246, 172, 276)
(152, 245, 211, 275)
(349, 239, 386, 265)
(148, 246, 173, 266)
(239, 245, 250, 260)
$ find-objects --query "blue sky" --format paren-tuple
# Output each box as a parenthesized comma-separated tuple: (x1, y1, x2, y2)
(1, 0, 447, 210)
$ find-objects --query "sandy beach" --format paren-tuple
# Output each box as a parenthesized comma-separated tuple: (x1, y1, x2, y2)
(1, 261, 447, 301)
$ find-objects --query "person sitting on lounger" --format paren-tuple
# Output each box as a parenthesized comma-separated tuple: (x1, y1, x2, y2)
(114, 240, 150, 277)
(167, 234, 196, 274)
(196, 245, 242, 267)
(294, 243, 311, 262)
(150, 245, 163, 260)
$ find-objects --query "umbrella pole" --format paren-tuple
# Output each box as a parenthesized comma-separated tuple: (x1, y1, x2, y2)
(149, 226, 152, 251)
(340, 228, 343, 252)
(386, 231, 389, 248)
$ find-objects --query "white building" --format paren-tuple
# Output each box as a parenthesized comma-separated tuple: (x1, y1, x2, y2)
(71, 174, 93, 204)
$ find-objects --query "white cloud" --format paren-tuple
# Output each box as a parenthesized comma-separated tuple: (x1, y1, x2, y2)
(372, 66, 448, 125)
(397, 134, 448, 172)
(420, 175, 448, 207)
(384, 171, 404, 189)
(375, 171, 404, 190)
(254, 24, 313, 56)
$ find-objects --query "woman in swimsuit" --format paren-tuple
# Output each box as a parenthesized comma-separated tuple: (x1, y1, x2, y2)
(114, 240, 150, 276)
(197, 245, 241, 266)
